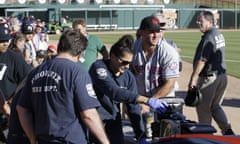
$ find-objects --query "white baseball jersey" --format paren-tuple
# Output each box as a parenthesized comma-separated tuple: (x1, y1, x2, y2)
(132, 38, 180, 97)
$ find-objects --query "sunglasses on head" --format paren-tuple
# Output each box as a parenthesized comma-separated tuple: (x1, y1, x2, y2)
(118, 57, 131, 65)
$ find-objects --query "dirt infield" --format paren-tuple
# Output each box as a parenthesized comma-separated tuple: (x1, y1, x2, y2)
(178, 61, 240, 135)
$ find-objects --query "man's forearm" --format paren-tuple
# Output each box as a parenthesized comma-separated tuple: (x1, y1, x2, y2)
(152, 78, 176, 98)
(1, 101, 10, 117)
(81, 108, 109, 144)
(16, 105, 36, 144)
(189, 60, 205, 87)
(136, 95, 149, 104)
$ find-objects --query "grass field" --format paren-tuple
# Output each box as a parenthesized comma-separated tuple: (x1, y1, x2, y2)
(49, 29, 240, 78)
(165, 30, 240, 78)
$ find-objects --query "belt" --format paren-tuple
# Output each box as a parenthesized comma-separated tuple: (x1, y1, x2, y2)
(9, 133, 27, 138)
(37, 137, 73, 144)
(199, 71, 225, 77)
(199, 73, 215, 77)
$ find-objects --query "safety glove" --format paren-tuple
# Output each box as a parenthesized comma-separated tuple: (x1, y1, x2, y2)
(148, 98, 168, 114)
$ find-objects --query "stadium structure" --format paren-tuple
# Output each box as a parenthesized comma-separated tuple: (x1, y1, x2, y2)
(0, 0, 239, 31)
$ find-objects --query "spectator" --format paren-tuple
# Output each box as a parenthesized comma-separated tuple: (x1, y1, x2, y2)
(72, 19, 109, 70)
(33, 24, 42, 45)
(89, 34, 168, 144)
(35, 50, 48, 65)
(8, 17, 21, 37)
(37, 33, 48, 51)
(9, 32, 26, 58)
(131, 16, 180, 138)
(188, 11, 234, 135)
(16, 30, 110, 144)
(33, 24, 49, 51)
(46, 44, 57, 60)
(21, 24, 37, 66)
(0, 24, 32, 143)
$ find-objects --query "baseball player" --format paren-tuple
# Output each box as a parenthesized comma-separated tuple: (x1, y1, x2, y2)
(152, 12, 182, 94)
(131, 16, 180, 138)
(132, 16, 179, 99)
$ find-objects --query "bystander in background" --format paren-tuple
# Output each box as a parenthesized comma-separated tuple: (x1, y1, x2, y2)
(72, 19, 109, 70)
(188, 11, 234, 135)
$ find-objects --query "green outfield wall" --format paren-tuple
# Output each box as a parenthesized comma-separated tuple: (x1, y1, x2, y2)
(0, 3, 239, 30)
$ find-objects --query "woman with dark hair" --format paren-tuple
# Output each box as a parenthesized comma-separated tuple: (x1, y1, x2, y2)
(9, 32, 28, 59)
(89, 35, 168, 144)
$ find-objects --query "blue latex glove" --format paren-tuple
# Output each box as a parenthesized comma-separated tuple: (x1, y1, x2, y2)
(148, 98, 168, 114)
(138, 137, 148, 144)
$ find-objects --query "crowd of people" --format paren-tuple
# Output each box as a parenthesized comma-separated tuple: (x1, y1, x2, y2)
(0, 10, 235, 144)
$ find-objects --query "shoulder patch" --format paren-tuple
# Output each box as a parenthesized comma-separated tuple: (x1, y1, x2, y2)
(96, 68, 107, 79)
(86, 83, 97, 99)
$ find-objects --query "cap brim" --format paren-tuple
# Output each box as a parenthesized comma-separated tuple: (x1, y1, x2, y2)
(146, 28, 161, 32)
(48, 47, 57, 53)
(24, 32, 34, 34)
(0, 37, 10, 42)
(0, 40, 10, 43)
(160, 22, 166, 27)
(160, 27, 166, 30)
(160, 22, 167, 29)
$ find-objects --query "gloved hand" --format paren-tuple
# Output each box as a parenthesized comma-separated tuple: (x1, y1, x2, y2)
(138, 137, 148, 144)
(147, 98, 168, 114)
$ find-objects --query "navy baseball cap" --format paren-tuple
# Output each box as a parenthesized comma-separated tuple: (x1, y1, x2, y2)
(139, 16, 163, 31)
(0, 24, 11, 42)
(21, 24, 34, 34)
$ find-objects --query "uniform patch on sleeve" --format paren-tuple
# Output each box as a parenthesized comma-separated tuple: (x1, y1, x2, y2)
(169, 61, 178, 71)
(96, 68, 107, 79)
(86, 83, 97, 99)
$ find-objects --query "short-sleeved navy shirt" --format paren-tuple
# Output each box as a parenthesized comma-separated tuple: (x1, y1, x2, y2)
(193, 27, 226, 75)
(18, 58, 100, 143)
(0, 49, 32, 99)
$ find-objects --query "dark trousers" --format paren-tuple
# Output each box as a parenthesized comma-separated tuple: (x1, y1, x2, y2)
(125, 103, 145, 139)
(0, 113, 8, 143)
(38, 139, 74, 144)
(0, 131, 6, 143)
(104, 113, 124, 144)
(89, 113, 124, 144)
(7, 134, 30, 144)
(37, 136, 75, 144)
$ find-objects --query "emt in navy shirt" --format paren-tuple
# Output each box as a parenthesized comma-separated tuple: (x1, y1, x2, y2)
(0, 24, 32, 143)
(89, 35, 168, 144)
(16, 30, 109, 144)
